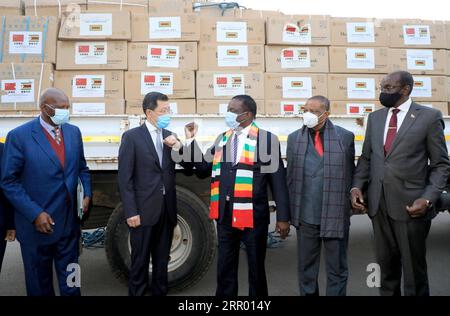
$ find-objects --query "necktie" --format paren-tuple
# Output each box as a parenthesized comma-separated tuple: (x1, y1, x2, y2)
(52, 126, 61, 145)
(232, 133, 239, 165)
(155, 129, 163, 166)
(384, 109, 400, 156)
(314, 130, 324, 157)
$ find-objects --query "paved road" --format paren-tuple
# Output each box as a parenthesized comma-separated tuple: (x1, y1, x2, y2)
(1, 213, 449, 296)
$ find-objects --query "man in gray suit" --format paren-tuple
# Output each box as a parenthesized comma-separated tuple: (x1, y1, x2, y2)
(287, 95, 355, 296)
(351, 71, 450, 296)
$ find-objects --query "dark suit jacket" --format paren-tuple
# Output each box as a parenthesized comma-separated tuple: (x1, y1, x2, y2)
(118, 124, 189, 226)
(353, 102, 450, 221)
(184, 128, 290, 226)
(0, 143, 14, 230)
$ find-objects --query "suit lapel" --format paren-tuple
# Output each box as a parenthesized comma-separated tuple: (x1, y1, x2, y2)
(162, 129, 171, 169)
(140, 124, 161, 170)
(61, 124, 72, 172)
(374, 108, 389, 157)
(31, 117, 62, 170)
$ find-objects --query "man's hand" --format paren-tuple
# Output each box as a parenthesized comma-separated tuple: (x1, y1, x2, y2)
(406, 198, 429, 218)
(184, 122, 198, 139)
(276, 221, 290, 239)
(351, 188, 366, 212)
(163, 135, 181, 149)
(5, 230, 16, 242)
(127, 215, 141, 228)
(34, 212, 55, 234)
(83, 196, 91, 214)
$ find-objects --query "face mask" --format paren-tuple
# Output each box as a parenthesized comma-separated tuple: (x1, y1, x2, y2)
(303, 111, 325, 129)
(45, 104, 70, 126)
(156, 114, 171, 129)
(225, 111, 247, 130)
(379, 92, 403, 108)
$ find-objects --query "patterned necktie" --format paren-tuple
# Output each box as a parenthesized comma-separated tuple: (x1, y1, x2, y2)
(384, 109, 400, 156)
(232, 133, 239, 165)
(314, 130, 324, 157)
(155, 129, 163, 166)
(52, 126, 61, 145)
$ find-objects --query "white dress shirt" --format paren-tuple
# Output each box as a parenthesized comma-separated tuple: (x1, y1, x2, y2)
(40, 115, 57, 140)
(383, 98, 412, 144)
(144, 120, 163, 150)
(231, 124, 252, 164)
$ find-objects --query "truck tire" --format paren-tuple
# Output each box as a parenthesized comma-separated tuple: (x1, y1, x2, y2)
(105, 186, 216, 292)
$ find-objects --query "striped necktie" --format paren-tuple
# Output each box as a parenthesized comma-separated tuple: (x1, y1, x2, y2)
(52, 126, 61, 145)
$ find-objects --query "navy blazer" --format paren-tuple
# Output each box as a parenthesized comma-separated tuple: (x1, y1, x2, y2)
(0, 117, 91, 245)
(0, 143, 14, 230)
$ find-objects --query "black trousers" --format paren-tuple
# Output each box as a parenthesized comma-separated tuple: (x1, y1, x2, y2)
(128, 200, 175, 296)
(0, 226, 6, 274)
(297, 221, 349, 296)
(372, 191, 432, 296)
(216, 203, 268, 297)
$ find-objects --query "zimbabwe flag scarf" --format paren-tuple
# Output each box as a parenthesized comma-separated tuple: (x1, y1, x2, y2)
(209, 122, 259, 230)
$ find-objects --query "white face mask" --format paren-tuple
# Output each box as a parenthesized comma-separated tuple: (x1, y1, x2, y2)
(303, 111, 325, 129)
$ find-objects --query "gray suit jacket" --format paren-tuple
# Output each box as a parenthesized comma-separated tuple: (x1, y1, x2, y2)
(353, 102, 450, 221)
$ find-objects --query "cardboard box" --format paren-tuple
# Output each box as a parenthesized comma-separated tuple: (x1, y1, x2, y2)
(265, 100, 307, 115)
(56, 40, 127, 70)
(0, 63, 54, 111)
(232, 9, 284, 19)
(197, 99, 265, 115)
(0, 16, 58, 64)
(447, 22, 450, 49)
(131, 14, 200, 42)
(0, 0, 22, 15)
(59, 11, 131, 40)
(265, 45, 329, 73)
(198, 44, 265, 71)
(200, 17, 265, 44)
(54, 70, 124, 100)
(330, 18, 389, 47)
(415, 101, 448, 115)
(264, 73, 327, 100)
(71, 98, 125, 115)
(329, 100, 382, 115)
(126, 98, 196, 115)
(24, 0, 87, 17)
(410, 75, 447, 102)
(266, 15, 331, 46)
(196, 71, 264, 100)
(329, 46, 389, 74)
(128, 42, 197, 71)
(388, 49, 447, 75)
(389, 19, 446, 48)
(327, 74, 384, 101)
(148, 0, 193, 15)
(87, 0, 148, 14)
(125, 70, 195, 100)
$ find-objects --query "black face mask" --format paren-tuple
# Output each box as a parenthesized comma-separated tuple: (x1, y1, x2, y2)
(379, 91, 403, 108)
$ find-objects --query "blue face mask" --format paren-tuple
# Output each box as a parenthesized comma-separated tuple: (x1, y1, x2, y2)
(156, 114, 171, 129)
(45, 104, 70, 126)
(225, 111, 247, 130)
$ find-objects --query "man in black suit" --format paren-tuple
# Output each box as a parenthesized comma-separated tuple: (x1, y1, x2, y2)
(180, 95, 290, 296)
(118, 92, 189, 296)
(0, 142, 15, 274)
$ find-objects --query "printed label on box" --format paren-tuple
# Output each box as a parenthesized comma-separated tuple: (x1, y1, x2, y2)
(72, 103, 106, 115)
(411, 76, 432, 98)
(346, 103, 375, 115)
(406, 49, 434, 70)
(216, 22, 247, 43)
(346, 22, 375, 43)
(346, 48, 375, 69)
(281, 47, 311, 69)
(149, 17, 181, 39)
(282, 77, 312, 99)
(347, 78, 376, 99)
(213, 74, 245, 96)
(75, 42, 108, 65)
(80, 14, 113, 36)
(147, 45, 180, 68)
(141, 73, 174, 96)
(9, 32, 42, 54)
(169, 102, 178, 114)
(72, 75, 105, 98)
(280, 101, 306, 115)
(403, 25, 431, 45)
(1, 79, 34, 103)
(282, 23, 312, 44)
(217, 45, 249, 67)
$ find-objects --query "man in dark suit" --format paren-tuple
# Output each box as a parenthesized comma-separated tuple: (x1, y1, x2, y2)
(351, 71, 450, 296)
(1, 88, 91, 296)
(286, 96, 355, 296)
(118, 92, 189, 296)
(181, 95, 290, 296)
(0, 142, 15, 274)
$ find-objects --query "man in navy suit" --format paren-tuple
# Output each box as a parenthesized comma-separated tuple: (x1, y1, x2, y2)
(1, 88, 91, 296)
(0, 142, 15, 274)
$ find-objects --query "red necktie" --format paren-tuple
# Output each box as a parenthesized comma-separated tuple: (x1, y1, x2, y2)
(314, 130, 324, 157)
(384, 109, 400, 156)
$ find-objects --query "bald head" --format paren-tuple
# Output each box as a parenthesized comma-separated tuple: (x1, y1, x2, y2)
(40, 88, 70, 126)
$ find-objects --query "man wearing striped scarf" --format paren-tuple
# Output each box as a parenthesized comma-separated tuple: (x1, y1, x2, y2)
(182, 95, 290, 296)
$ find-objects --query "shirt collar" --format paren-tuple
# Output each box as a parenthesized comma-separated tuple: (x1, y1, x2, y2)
(234, 123, 252, 137)
(393, 98, 412, 113)
(145, 119, 158, 133)
(39, 115, 57, 134)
